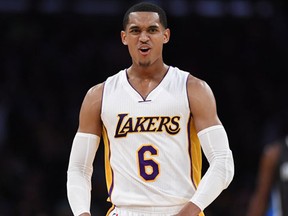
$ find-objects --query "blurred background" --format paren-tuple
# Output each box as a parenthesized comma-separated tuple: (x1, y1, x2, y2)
(0, 0, 288, 215)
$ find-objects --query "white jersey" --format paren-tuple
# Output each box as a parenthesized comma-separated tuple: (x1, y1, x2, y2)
(101, 66, 203, 209)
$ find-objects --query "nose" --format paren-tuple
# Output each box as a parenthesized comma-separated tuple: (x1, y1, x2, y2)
(139, 31, 149, 42)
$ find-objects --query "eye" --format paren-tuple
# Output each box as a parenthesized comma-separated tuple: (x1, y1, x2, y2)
(129, 28, 140, 34)
(148, 27, 159, 34)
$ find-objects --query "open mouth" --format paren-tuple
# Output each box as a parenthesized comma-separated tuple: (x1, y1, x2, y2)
(139, 48, 150, 54)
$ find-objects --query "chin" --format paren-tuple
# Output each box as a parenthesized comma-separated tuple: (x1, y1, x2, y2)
(138, 61, 151, 67)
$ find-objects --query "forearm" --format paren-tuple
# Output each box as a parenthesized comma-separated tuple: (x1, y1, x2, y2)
(191, 125, 234, 210)
(67, 132, 100, 216)
(246, 194, 268, 216)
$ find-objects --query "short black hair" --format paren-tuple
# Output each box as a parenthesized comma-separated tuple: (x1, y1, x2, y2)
(122, 2, 168, 30)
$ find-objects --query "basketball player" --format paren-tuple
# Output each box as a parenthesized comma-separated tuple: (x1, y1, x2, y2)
(246, 136, 288, 216)
(67, 2, 234, 216)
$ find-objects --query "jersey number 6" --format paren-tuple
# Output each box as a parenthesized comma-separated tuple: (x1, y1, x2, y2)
(137, 145, 160, 181)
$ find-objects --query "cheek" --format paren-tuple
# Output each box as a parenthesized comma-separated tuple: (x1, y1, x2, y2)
(154, 42, 164, 53)
(127, 45, 137, 57)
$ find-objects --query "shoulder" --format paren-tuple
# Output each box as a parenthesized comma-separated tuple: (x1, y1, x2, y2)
(170, 67, 209, 92)
(185, 73, 220, 131)
(83, 70, 125, 105)
(186, 74, 214, 101)
(81, 82, 105, 110)
(78, 83, 105, 135)
(86, 83, 104, 100)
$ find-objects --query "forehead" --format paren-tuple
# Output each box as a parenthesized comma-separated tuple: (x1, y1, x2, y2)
(127, 11, 161, 27)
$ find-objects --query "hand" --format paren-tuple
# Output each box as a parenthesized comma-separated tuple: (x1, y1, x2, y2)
(79, 213, 91, 216)
(176, 201, 202, 216)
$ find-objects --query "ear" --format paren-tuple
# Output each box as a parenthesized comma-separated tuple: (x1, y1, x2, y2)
(163, 28, 170, 44)
(121, 30, 128, 45)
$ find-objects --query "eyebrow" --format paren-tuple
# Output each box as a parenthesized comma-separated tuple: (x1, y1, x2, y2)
(128, 24, 160, 30)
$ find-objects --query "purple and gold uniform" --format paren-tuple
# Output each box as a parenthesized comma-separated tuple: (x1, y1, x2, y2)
(101, 66, 204, 215)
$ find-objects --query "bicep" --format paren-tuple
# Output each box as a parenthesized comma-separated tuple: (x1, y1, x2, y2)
(78, 83, 103, 136)
(187, 76, 221, 132)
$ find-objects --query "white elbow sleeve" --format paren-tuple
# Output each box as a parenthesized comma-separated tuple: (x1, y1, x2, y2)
(67, 132, 100, 216)
(190, 125, 234, 211)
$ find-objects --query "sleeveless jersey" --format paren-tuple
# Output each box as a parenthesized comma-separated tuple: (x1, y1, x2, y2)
(101, 66, 203, 210)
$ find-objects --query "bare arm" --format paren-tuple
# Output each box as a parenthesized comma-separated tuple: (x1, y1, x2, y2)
(67, 83, 104, 216)
(177, 75, 234, 216)
(187, 75, 222, 131)
(246, 143, 280, 216)
(78, 83, 104, 136)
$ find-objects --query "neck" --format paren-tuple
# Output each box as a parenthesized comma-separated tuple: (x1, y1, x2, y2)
(127, 63, 169, 80)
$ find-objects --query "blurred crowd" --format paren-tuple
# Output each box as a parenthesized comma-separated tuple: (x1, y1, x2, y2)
(0, 1, 288, 215)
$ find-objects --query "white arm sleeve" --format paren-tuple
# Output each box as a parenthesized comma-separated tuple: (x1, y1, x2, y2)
(190, 125, 234, 211)
(67, 132, 100, 216)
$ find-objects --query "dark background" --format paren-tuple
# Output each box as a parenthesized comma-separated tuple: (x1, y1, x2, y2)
(0, 0, 288, 215)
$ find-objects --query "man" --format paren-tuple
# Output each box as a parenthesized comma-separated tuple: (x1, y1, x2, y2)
(67, 2, 234, 216)
(246, 136, 288, 216)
